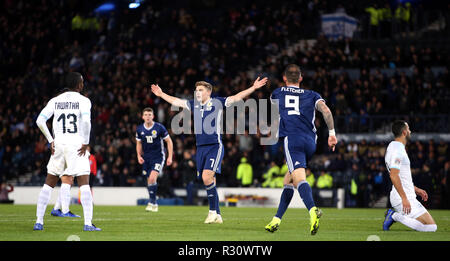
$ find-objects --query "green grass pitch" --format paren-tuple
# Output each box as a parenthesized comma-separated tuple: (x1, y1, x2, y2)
(1, 205, 449, 241)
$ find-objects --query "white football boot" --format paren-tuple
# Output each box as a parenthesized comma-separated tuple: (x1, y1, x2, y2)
(204, 211, 223, 224)
(204, 211, 218, 224)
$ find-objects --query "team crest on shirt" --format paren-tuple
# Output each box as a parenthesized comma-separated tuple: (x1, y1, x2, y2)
(143, 170, 147, 175)
(206, 101, 213, 111)
(151, 130, 157, 137)
(395, 158, 401, 165)
(141, 132, 145, 135)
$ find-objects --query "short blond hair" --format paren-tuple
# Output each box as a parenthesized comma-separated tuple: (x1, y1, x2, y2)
(142, 107, 153, 114)
(195, 81, 213, 92)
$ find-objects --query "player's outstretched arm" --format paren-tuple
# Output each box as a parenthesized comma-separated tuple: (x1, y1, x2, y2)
(226, 77, 268, 106)
(316, 100, 337, 151)
(151, 84, 188, 109)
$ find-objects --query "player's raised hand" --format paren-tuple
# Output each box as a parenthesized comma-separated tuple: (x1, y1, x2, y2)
(328, 135, 337, 152)
(151, 84, 163, 97)
(252, 77, 268, 89)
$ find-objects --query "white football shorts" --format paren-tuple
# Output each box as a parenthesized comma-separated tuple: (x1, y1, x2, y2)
(47, 142, 90, 176)
(391, 197, 428, 219)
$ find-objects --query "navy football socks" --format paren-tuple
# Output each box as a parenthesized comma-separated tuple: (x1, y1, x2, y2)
(297, 181, 315, 211)
(147, 183, 158, 205)
(205, 182, 217, 212)
(215, 189, 221, 215)
(275, 185, 295, 219)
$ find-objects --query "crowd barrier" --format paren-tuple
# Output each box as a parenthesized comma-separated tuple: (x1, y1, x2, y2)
(9, 187, 346, 208)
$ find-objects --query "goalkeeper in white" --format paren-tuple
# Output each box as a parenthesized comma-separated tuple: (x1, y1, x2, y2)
(34, 72, 100, 231)
(383, 120, 437, 232)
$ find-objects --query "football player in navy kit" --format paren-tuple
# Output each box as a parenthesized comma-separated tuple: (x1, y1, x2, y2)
(136, 107, 173, 212)
(265, 64, 337, 235)
(151, 77, 267, 223)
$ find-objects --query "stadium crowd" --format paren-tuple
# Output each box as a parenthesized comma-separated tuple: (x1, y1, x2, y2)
(0, 0, 449, 208)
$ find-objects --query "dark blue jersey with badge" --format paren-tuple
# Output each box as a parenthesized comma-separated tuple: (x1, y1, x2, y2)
(270, 86, 324, 143)
(135, 122, 169, 161)
(185, 97, 229, 146)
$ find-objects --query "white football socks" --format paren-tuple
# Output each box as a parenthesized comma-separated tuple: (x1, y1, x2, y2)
(53, 194, 61, 211)
(392, 212, 437, 232)
(60, 183, 71, 214)
(80, 185, 93, 226)
(36, 184, 53, 224)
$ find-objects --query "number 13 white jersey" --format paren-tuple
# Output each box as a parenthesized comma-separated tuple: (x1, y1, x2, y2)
(38, 91, 91, 145)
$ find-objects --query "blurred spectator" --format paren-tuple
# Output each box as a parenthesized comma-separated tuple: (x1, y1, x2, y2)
(316, 171, 333, 189)
(365, 3, 380, 39)
(274, 163, 289, 189)
(329, 154, 347, 171)
(238, 131, 253, 153)
(0, 182, 14, 204)
(306, 169, 316, 187)
(236, 156, 253, 187)
(88, 145, 98, 187)
(440, 161, 450, 209)
(262, 161, 279, 188)
(180, 150, 198, 205)
(345, 163, 360, 207)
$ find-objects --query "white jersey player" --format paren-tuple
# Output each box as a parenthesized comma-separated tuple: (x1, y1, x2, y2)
(383, 120, 437, 232)
(34, 72, 100, 231)
(39, 89, 92, 176)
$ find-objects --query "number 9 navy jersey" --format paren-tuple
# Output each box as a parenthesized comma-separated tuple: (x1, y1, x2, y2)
(270, 86, 324, 143)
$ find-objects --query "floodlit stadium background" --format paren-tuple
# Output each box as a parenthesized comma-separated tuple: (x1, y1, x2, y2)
(1, 0, 449, 212)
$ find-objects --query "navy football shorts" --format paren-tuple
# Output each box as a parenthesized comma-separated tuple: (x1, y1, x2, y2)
(142, 157, 165, 177)
(195, 143, 224, 179)
(283, 136, 316, 173)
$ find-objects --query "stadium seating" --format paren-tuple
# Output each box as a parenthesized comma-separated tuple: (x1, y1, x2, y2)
(0, 0, 449, 209)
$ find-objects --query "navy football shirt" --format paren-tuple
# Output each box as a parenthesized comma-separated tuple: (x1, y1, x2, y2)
(135, 122, 169, 160)
(270, 86, 324, 142)
(185, 97, 229, 146)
